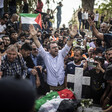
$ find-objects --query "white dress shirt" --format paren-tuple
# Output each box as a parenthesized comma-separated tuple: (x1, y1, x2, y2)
(38, 44, 71, 86)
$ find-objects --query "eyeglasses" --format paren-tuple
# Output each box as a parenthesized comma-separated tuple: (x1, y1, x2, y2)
(0, 42, 4, 45)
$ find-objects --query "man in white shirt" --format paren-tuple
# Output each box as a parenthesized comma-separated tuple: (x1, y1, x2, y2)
(0, 0, 4, 17)
(94, 11, 99, 29)
(29, 24, 77, 91)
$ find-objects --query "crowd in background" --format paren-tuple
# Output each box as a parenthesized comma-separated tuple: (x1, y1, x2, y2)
(0, 0, 112, 112)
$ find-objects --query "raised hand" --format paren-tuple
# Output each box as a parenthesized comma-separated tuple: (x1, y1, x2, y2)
(88, 17, 95, 27)
(29, 24, 37, 36)
(69, 24, 78, 38)
(29, 24, 41, 48)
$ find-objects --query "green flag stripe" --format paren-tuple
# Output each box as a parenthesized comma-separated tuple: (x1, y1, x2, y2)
(20, 13, 39, 18)
(35, 91, 59, 111)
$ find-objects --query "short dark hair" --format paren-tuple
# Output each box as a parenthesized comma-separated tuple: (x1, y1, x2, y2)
(10, 30, 17, 35)
(92, 50, 99, 55)
(74, 48, 83, 56)
(95, 47, 103, 53)
(48, 41, 58, 49)
(19, 32, 26, 38)
(21, 43, 32, 51)
(2, 35, 9, 39)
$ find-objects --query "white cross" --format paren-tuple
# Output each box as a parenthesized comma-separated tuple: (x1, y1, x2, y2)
(67, 67, 91, 99)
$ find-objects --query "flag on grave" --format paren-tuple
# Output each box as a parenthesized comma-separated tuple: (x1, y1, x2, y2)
(35, 89, 79, 112)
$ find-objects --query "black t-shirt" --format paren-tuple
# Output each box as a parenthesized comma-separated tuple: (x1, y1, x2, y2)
(104, 33, 112, 49)
(23, 3, 28, 13)
(83, 69, 106, 104)
(78, 11, 82, 20)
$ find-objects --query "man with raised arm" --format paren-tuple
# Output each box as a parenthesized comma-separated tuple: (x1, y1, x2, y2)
(29, 24, 77, 91)
(88, 17, 112, 49)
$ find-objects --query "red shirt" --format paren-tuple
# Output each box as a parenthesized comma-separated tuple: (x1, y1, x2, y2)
(36, 1, 43, 12)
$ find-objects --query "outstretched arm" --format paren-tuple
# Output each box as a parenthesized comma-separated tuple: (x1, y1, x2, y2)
(29, 24, 41, 48)
(53, 7, 57, 13)
(88, 17, 104, 40)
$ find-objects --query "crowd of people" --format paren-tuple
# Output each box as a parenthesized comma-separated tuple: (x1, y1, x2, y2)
(0, 0, 112, 112)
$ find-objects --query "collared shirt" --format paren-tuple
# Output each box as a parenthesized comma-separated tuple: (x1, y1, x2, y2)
(38, 44, 71, 86)
(31, 54, 38, 66)
(1, 55, 27, 78)
(0, 0, 4, 8)
(28, 54, 45, 72)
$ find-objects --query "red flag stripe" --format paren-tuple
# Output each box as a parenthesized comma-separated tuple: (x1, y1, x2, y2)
(35, 13, 42, 29)
(58, 89, 76, 99)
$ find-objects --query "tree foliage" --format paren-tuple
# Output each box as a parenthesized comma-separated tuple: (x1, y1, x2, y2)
(97, 0, 112, 20)
(82, 0, 95, 11)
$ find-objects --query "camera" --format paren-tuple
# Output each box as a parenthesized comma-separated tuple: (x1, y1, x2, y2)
(94, 56, 104, 65)
(87, 61, 98, 68)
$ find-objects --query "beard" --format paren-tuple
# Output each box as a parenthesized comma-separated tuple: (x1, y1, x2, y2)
(109, 57, 112, 63)
(74, 59, 81, 64)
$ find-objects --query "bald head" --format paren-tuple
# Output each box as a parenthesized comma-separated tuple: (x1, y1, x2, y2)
(100, 22, 109, 33)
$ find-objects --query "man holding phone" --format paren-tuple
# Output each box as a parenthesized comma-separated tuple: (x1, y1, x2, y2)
(84, 56, 105, 104)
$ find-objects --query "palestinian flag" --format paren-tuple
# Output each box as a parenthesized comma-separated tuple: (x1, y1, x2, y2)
(20, 13, 42, 31)
(35, 89, 79, 112)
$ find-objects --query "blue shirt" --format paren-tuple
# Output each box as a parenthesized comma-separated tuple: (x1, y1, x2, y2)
(65, 61, 83, 90)
(65, 61, 83, 75)
(28, 54, 45, 73)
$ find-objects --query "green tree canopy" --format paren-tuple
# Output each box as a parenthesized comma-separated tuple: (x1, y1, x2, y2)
(97, 0, 112, 21)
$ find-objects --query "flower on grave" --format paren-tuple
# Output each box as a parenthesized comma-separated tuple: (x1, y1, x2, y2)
(80, 99, 93, 108)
